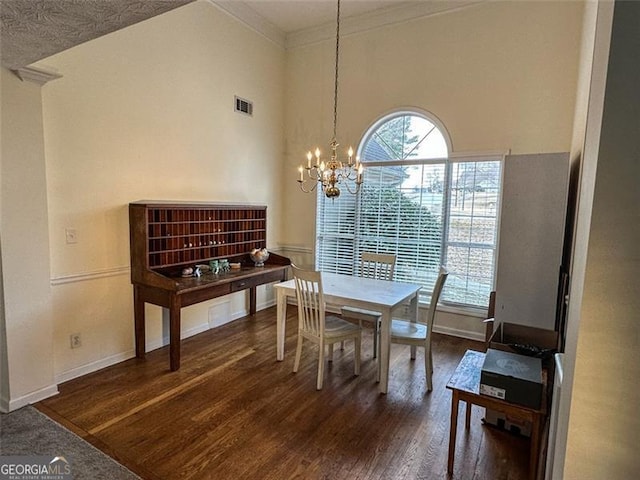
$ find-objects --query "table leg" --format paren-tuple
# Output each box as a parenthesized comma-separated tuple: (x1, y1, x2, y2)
(249, 286, 257, 315)
(169, 294, 181, 371)
(276, 289, 287, 361)
(465, 401, 472, 429)
(378, 308, 391, 394)
(448, 390, 460, 475)
(133, 286, 146, 359)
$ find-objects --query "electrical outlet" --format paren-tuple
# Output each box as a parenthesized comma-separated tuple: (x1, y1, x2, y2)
(65, 228, 78, 244)
(70, 333, 82, 349)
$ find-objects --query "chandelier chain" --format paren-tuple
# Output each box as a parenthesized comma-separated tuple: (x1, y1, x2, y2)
(296, 0, 363, 199)
(333, 0, 340, 141)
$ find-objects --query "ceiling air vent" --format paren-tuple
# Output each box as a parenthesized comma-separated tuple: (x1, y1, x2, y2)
(234, 96, 253, 116)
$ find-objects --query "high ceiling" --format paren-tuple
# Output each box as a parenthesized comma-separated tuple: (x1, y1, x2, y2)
(0, 0, 472, 70)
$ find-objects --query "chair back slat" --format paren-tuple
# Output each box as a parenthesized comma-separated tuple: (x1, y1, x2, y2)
(291, 265, 362, 390)
(293, 267, 325, 337)
(360, 252, 396, 281)
(426, 267, 449, 330)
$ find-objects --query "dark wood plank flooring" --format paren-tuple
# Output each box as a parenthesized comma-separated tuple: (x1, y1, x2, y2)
(37, 306, 530, 480)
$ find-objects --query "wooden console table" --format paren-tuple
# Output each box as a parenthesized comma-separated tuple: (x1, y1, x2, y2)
(446, 350, 547, 480)
(129, 201, 290, 371)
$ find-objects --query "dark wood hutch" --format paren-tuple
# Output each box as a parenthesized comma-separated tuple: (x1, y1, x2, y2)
(129, 201, 290, 371)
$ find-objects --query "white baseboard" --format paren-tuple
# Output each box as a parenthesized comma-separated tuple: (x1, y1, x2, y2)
(56, 350, 135, 384)
(145, 297, 277, 352)
(54, 299, 279, 385)
(145, 322, 212, 352)
(432, 324, 485, 342)
(2, 383, 59, 412)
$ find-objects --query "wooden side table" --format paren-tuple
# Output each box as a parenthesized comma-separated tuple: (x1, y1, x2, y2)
(446, 350, 547, 480)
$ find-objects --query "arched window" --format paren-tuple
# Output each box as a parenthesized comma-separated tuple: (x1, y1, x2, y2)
(360, 112, 448, 162)
(316, 110, 502, 309)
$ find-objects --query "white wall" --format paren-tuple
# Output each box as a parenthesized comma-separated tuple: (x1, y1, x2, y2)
(0, 67, 57, 410)
(561, 1, 640, 477)
(32, 1, 285, 385)
(281, 0, 583, 335)
(549, 1, 608, 475)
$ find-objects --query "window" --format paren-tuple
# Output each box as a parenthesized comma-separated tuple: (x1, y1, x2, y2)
(315, 111, 502, 309)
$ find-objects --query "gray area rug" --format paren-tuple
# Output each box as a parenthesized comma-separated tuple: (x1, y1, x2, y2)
(0, 405, 140, 479)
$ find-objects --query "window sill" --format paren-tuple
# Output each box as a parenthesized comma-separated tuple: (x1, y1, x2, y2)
(427, 303, 488, 318)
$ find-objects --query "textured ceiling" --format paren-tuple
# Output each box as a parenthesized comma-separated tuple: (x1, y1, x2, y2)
(0, 0, 194, 69)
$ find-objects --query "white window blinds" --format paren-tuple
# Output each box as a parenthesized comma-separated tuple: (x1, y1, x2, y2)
(315, 112, 502, 309)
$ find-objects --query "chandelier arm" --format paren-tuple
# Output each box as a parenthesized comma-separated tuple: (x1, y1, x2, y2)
(342, 179, 362, 195)
(335, 170, 349, 182)
(305, 168, 320, 181)
(339, 165, 362, 180)
(298, 179, 319, 194)
(341, 169, 356, 181)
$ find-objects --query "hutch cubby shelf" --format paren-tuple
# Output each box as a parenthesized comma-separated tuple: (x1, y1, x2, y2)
(129, 201, 290, 371)
(143, 204, 267, 270)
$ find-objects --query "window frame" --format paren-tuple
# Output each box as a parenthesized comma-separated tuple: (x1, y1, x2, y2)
(315, 109, 505, 312)
(439, 154, 504, 310)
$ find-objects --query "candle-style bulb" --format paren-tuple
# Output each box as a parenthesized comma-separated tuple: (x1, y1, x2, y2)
(306, 151, 313, 168)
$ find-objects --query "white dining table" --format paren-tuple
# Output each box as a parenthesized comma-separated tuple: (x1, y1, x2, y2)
(273, 272, 422, 394)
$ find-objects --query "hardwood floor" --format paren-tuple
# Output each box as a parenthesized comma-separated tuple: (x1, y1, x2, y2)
(37, 306, 531, 480)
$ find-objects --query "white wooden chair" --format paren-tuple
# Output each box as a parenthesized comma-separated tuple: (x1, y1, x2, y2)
(390, 267, 448, 391)
(341, 252, 396, 358)
(292, 266, 362, 390)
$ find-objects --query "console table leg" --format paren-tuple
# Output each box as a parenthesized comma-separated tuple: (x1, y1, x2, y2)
(169, 295, 181, 371)
(249, 286, 257, 315)
(134, 286, 145, 359)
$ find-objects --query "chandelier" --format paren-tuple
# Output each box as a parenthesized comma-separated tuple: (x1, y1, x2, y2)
(297, 0, 363, 199)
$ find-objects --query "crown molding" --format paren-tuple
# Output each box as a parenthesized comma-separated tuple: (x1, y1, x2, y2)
(209, 0, 286, 49)
(210, 1, 482, 51)
(12, 65, 62, 85)
(286, 0, 483, 49)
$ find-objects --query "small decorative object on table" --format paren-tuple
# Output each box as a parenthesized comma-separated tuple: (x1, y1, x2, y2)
(250, 248, 269, 267)
(209, 260, 219, 274)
